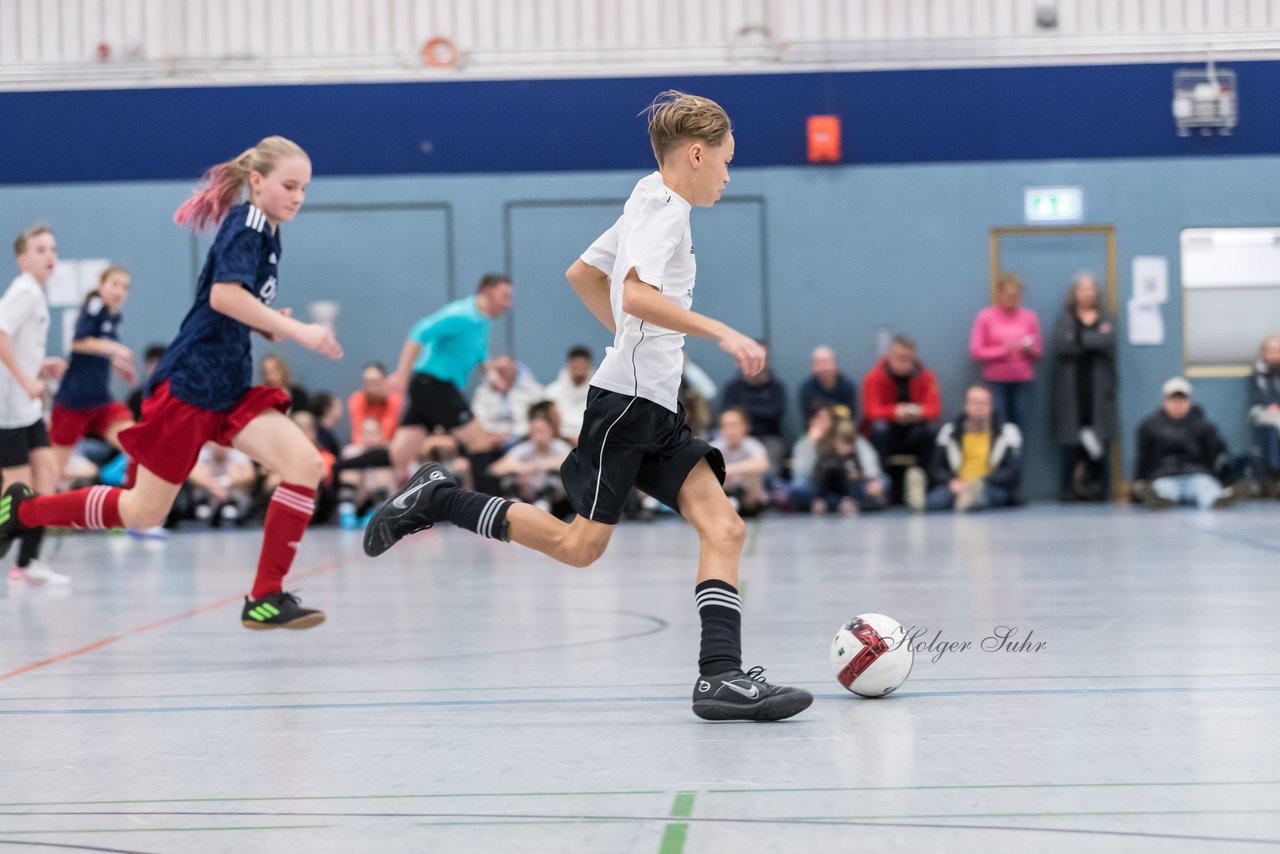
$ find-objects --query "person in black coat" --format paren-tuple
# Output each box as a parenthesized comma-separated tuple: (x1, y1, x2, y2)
(1249, 335, 1280, 492)
(798, 345, 856, 420)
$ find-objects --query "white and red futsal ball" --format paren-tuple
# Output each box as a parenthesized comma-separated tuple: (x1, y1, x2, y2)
(829, 613, 914, 697)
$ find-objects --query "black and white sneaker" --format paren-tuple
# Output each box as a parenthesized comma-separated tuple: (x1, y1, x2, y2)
(241, 591, 326, 630)
(692, 666, 814, 721)
(0, 481, 38, 563)
(362, 463, 457, 557)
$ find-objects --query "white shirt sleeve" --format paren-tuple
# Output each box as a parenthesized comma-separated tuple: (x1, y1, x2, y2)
(580, 216, 621, 275)
(0, 282, 40, 337)
(622, 200, 685, 290)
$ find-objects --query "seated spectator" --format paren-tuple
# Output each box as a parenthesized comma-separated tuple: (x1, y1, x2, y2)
(1131, 377, 1237, 510)
(862, 334, 941, 505)
(347, 362, 403, 446)
(471, 355, 544, 446)
(812, 414, 887, 516)
(721, 341, 787, 470)
(786, 405, 835, 511)
(488, 411, 573, 516)
(711, 408, 771, 516)
(921, 385, 1022, 513)
(308, 392, 343, 458)
(261, 353, 310, 413)
(969, 272, 1042, 429)
(126, 344, 167, 420)
(544, 345, 593, 443)
(188, 443, 257, 527)
(799, 346, 857, 420)
(335, 417, 397, 528)
(1250, 335, 1280, 495)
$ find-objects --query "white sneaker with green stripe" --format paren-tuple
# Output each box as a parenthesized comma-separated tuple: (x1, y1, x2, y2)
(240, 591, 326, 630)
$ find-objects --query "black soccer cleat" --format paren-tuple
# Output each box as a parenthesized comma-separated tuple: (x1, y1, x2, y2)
(692, 666, 814, 722)
(0, 481, 38, 563)
(362, 463, 458, 557)
(241, 591, 326, 630)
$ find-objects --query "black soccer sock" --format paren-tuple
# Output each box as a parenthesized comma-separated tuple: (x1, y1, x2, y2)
(15, 526, 44, 569)
(696, 579, 743, 676)
(436, 487, 512, 542)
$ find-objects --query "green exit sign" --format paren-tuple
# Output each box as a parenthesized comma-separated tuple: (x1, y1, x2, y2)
(1024, 186, 1084, 223)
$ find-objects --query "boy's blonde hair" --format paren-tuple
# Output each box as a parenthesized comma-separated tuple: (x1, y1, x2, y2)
(13, 225, 53, 257)
(644, 90, 732, 166)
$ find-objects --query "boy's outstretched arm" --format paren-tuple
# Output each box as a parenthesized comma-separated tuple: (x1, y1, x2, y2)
(621, 269, 764, 377)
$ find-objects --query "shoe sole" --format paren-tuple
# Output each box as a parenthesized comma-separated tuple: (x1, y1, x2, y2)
(241, 612, 327, 630)
(362, 464, 454, 557)
(692, 692, 814, 722)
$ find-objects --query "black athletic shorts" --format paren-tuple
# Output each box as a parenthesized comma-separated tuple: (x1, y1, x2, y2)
(560, 387, 725, 525)
(0, 419, 51, 468)
(401, 374, 473, 432)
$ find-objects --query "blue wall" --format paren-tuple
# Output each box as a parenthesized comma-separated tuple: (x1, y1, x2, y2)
(3, 154, 1277, 499)
(3, 61, 1279, 183)
(2, 62, 1277, 498)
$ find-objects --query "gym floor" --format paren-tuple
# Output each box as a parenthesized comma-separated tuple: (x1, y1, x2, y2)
(2, 504, 1278, 853)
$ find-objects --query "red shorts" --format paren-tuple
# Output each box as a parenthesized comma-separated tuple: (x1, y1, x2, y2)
(117, 381, 290, 485)
(48, 401, 134, 447)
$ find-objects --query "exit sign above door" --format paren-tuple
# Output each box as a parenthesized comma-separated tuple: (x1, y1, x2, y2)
(1024, 186, 1084, 224)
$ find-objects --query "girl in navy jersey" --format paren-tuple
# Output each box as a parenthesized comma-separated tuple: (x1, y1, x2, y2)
(49, 266, 138, 473)
(0, 136, 343, 630)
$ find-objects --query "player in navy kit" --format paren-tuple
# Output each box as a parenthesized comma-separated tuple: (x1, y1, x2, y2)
(0, 136, 343, 630)
(363, 92, 812, 721)
(49, 266, 137, 474)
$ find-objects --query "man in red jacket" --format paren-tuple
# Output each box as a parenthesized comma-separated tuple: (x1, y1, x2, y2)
(861, 335, 941, 505)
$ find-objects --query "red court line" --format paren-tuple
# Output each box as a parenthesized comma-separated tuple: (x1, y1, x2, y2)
(0, 557, 342, 682)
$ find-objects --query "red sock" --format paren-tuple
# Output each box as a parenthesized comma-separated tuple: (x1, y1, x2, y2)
(18, 486, 124, 530)
(251, 483, 316, 600)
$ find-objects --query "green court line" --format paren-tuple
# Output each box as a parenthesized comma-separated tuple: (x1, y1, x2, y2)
(745, 518, 761, 557)
(658, 791, 695, 854)
(0, 825, 330, 834)
(0, 790, 666, 808)
(707, 780, 1280, 795)
(4, 671, 1276, 703)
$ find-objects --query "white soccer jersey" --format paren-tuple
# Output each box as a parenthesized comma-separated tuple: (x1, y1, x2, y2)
(0, 273, 50, 428)
(580, 171, 696, 413)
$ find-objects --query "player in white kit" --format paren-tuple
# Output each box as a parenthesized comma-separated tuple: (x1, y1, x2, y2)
(364, 91, 812, 722)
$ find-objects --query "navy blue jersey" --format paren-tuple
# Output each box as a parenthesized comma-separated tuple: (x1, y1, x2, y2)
(54, 296, 122, 410)
(149, 202, 282, 412)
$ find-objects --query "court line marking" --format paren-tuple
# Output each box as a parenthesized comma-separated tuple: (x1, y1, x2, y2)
(0, 840, 158, 854)
(2, 811, 1276, 846)
(2, 684, 1278, 716)
(0, 559, 342, 683)
(1196, 527, 1280, 555)
(0, 825, 329, 836)
(657, 791, 694, 854)
(4, 671, 1277, 703)
(1, 780, 1276, 811)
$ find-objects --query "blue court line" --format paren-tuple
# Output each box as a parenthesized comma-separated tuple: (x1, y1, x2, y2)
(1197, 527, 1280, 555)
(0, 684, 1277, 716)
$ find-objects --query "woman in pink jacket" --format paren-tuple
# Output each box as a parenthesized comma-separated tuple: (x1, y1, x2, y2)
(970, 272, 1042, 429)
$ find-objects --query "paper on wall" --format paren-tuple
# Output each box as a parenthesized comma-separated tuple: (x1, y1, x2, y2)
(1132, 256, 1168, 305)
(46, 261, 82, 307)
(1127, 299, 1164, 346)
(45, 258, 112, 307)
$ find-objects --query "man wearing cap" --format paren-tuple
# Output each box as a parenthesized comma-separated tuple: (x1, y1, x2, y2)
(1131, 376, 1237, 510)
